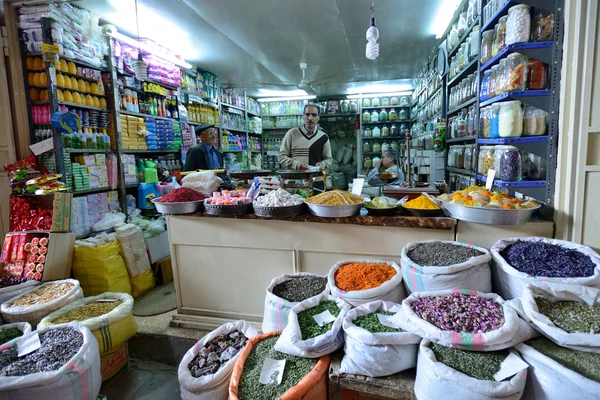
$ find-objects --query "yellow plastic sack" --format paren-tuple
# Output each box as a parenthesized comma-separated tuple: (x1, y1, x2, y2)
(130, 268, 155, 298)
(73, 241, 132, 296)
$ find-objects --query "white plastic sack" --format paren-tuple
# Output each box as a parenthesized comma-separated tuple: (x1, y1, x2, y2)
(401, 240, 492, 294)
(490, 237, 600, 300)
(339, 300, 421, 377)
(274, 292, 351, 358)
(402, 289, 523, 351)
(178, 320, 259, 400)
(519, 282, 600, 354)
(0, 280, 40, 304)
(415, 340, 528, 400)
(335, 146, 346, 163)
(182, 171, 223, 195)
(116, 224, 152, 277)
(1, 279, 83, 327)
(328, 259, 406, 307)
(262, 273, 328, 333)
(515, 342, 600, 400)
(0, 323, 101, 400)
(0, 322, 32, 337)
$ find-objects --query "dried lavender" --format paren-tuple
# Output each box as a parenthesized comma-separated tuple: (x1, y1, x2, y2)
(501, 241, 596, 278)
(0, 328, 23, 345)
(188, 330, 248, 378)
(407, 242, 484, 266)
(526, 337, 600, 382)
(536, 298, 600, 334)
(410, 293, 505, 333)
(238, 335, 317, 400)
(0, 327, 83, 376)
(272, 276, 327, 302)
(430, 342, 509, 381)
(353, 311, 404, 333)
(297, 301, 340, 340)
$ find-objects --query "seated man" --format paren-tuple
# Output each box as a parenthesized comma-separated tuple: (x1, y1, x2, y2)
(366, 150, 404, 183)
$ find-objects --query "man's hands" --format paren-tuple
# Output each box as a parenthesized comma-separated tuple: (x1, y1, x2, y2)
(298, 164, 309, 170)
(315, 162, 324, 170)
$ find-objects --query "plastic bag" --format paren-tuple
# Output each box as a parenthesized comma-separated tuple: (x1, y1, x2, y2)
(490, 237, 600, 300)
(147, 216, 166, 236)
(130, 268, 155, 298)
(73, 240, 132, 296)
(415, 340, 528, 400)
(38, 292, 137, 355)
(229, 331, 331, 400)
(182, 171, 223, 195)
(116, 224, 151, 278)
(328, 259, 406, 307)
(178, 320, 259, 400)
(340, 301, 421, 377)
(0, 323, 101, 400)
(274, 292, 350, 358)
(401, 241, 492, 294)
(336, 146, 346, 163)
(92, 211, 126, 232)
(0, 279, 83, 327)
(342, 145, 354, 165)
(262, 273, 329, 333)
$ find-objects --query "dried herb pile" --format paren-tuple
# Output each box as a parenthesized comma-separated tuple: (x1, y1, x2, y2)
(0, 328, 23, 345)
(272, 276, 327, 303)
(297, 301, 340, 340)
(535, 298, 600, 334)
(430, 342, 509, 381)
(407, 242, 484, 266)
(353, 311, 404, 333)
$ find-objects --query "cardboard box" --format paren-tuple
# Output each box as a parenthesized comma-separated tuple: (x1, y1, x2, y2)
(100, 341, 129, 388)
(41, 231, 76, 281)
(145, 231, 170, 263)
(152, 256, 173, 284)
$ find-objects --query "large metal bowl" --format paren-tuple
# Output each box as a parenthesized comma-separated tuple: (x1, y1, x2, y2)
(152, 199, 204, 214)
(253, 203, 306, 218)
(441, 201, 541, 225)
(306, 202, 363, 218)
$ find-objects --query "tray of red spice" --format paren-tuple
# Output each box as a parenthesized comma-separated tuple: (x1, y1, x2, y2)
(152, 187, 207, 214)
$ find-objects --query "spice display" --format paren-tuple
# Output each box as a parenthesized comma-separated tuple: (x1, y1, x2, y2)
(498, 100, 523, 138)
(297, 301, 340, 340)
(10, 282, 74, 307)
(505, 53, 528, 91)
(0, 328, 23, 345)
(410, 293, 505, 333)
(272, 276, 327, 302)
(500, 241, 596, 278)
(495, 145, 522, 181)
(527, 59, 548, 90)
(238, 335, 318, 400)
(0, 276, 31, 289)
(533, 12, 554, 42)
(403, 195, 441, 210)
(51, 300, 122, 324)
(0, 327, 83, 376)
(353, 311, 404, 333)
(205, 190, 252, 205)
(364, 196, 399, 209)
(535, 298, 600, 334)
(305, 190, 363, 206)
(430, 342, 509, 381)
(407, 242, 484, 266)
(335, 263, 397, 291)
(254, 188, 304, 207)
(506, 4, 531, 45)
(439, 186, 539, 210)
(526, 337, 600, 382)
(188, 330, 248, 378)
(155, 187, 207, 203)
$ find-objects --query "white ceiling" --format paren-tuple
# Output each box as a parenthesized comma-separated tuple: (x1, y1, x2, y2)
(76, 0, 444, 96)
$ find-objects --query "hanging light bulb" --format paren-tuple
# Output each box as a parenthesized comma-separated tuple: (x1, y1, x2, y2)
(366, 1, 379, 60)
(133, 0, 148, 81)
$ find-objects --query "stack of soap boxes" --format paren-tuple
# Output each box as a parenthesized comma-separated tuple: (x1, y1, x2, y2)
(71, 190, 119, 237)
(122, 154, 138, 185)
(72, 163, 90, 192)
(145, 117, 158, 150)
(121, 115, 147, 150)
(71, 154, 109, 190)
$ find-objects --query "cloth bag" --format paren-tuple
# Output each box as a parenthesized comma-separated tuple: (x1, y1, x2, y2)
(401, 240, 492, 294)
(262, 273, 329, 333)
(178, 320, 259, 400)
(0, 323, 102, 400)
(490, 237, 600, 300)
(274, 292, 350, 358)
(328, 259, 406, 307)
(339, 300, 421, 377)
(515, 342, 600, 400)
(1, 279, 83, 327)
(38, 292, 137, 355)
(415, 340, 528, 400)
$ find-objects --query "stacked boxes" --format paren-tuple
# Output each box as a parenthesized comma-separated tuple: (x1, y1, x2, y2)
(71, 190, 119, 236)
(156, 119, 175, 150)
(145, 117, 158, 150)
(173, 121, 183, 150)
(122, 155, 138, 185)
(87, 165, 109, 189)
(108, 191, 120, 211)
(121, 115, 147, 150)
(71, 196, 91, 237)
(71, 154, 109, 191)
(72, 163, 90, 192)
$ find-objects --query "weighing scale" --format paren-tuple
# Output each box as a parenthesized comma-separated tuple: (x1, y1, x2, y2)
(276, 170, 324, 197)
(228, 170, 273, 190)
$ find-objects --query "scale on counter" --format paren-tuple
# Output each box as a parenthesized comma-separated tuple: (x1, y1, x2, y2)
(276, 170, 324, 197)
(228, 170, 273, 190)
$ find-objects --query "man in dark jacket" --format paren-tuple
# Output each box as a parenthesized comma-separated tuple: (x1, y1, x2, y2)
(183, 124, 223, 171)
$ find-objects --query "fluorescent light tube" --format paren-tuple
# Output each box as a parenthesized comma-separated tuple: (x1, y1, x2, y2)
(258, 95, 317, 102)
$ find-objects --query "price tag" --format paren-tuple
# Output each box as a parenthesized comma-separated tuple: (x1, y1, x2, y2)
(259, 358, 286, 385)
(376, 313, 403, 329)
(29, 137, 54, 156)
(351, 178, 364, 195)
(313, 310, 336, 327)
(485, 169, 496, 190)
(494, 352, 529, 381)
(17, 332, 41, 357)
(41, 43, 60, 55)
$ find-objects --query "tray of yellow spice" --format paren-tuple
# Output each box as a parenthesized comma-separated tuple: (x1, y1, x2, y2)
(437, 186, 541, 225)
(305, 190, 364, 218)
(401, 195, 443, 217)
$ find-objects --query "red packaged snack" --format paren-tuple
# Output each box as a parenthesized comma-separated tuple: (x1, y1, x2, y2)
(24, 243, 32, 252)
(39, 237, 49, 246)
(30, 246, 39, 255)
(25, 262, 35, 273)
(15, 234, 28, 261)
(31, 237, 39, 246)
(27, 254, 37, 263)
(33, 271, 42, 280)
(39, 246, 47, 255)
(1, 234, 14, 262)
(7, 261, 24, 278)
(10, 234, 24, 261)
(25, 271, 34, 279)
(9, 196, 53, 232)
(37, 255, 46, 263)
(35, 263, 44, 273)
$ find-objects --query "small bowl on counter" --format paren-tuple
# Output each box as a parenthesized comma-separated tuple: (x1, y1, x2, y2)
(152, 199, 205, 215)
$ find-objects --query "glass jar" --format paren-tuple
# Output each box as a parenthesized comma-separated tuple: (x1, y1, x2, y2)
(381, 125, 390, 137)
(458, 44, 466, 70)
(480, 107, 490, 138)
(363, 141, 371, 153)
(371, 110, 379, 122)
(363, 127, 372, 138)
(364, 157, 372, 170)
(456, 145, 466, 169)
(490, 104, 501, 138)
(349, 100, 358, 113)
(466, 74, 474, 99)
(390, 96, 400, 106)
(372, 142, 382, 153)
(399, 108, 408, 121)
(505, 53, 528, 91)
(471, 25, 481, 60)
(497, 16, 509, 54)
(449, 173, 459, 192)
(448, 146, 456, 168)
(523, 105, 548, 136)
(458, 12, 467, 36)
(527, 59, 548, 90)
(400, 96, 410, 106)
(381, 97, 390, 107)
(391, 141, 399, 151)
(341, 101, 350, 113)
(495, 145, 522, 181)
(372, 126, 381, 138)
(481, 70, 492, 101)
(379, 108, 388, 122)
(498, 100, 523, 137)
(362, 110, 371, 122)
(464, 144, 474, 171)
(480, 146, 496, 175)
(488, 65, 499, 98)
(495, 59, 508, 95)
(523, 152, 546, 180)
(492, 24, 500, 56)
(507, 4, 531, 45)
(533, 11, 554, 42)
(381, 141, 390, 152)
(467, 0, 476, 26)
(457, 113, 467, 137)
(372, 97, 381, 107)
(400, 123, 409, 134)
(389, 108, 398, 121)
(363, 98, 371, 107)
(390, 124, 398, 136)
(481, 30, 495, 64)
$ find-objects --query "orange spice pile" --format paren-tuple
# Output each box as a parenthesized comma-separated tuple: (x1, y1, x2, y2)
(335, 262, 397, 291)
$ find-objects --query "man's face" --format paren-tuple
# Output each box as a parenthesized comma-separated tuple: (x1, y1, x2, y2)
(303, 106, 320, 131)
(381, 152, 395, 168)
(201, 129, 217, 146)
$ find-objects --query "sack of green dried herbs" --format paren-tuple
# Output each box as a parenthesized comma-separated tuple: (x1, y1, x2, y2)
(401, 240, 492, 294)
(262, 273, 329, 333)
(515, 338, 600, 400)
(274, 292, 351, 358)
(415, 340, 528, 400)
(0, 322, 32, 345)
(178, 320, 259, 400)
(339, 300, 421, 377)
(491, 237, 600, 300)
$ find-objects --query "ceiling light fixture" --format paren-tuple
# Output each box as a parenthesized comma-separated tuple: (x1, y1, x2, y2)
(365, 0, 379, 60)
(132, 0, 148, 81)
(432, 0, 462, 38)
(258, 95, 317, 103)
(346, 91, 413, 99)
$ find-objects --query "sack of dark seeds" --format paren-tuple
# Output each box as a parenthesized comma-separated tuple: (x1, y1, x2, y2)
(178, 320, 259, 400)
(262, 273, 329, 333)
(401, 240, 492, 294)
(0, 323, 101, 400)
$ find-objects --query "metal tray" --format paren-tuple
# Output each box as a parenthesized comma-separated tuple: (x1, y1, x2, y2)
(204, 202, 252, 216)
(276, 170, 322, 180)
(441, 201, 541, 225)
(152, 199, 204, 214)
(253, 203, 306, 218)
(306, 202, 363, 218)
(229, 170, 273, 180)
(401, 206, 443, 217)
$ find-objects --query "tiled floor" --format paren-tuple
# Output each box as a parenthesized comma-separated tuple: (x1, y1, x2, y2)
(100, 359, 180, 400)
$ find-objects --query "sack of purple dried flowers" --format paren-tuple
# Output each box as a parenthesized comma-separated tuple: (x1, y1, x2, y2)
(491, 237, 600, 300)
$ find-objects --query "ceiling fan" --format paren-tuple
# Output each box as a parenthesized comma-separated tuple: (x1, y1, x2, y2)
(297, 62, 318, 96)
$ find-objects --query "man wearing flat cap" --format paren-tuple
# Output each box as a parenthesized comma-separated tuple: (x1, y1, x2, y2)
(183, 124, 223, 171)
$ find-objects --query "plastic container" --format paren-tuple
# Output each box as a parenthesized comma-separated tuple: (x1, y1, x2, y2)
(471, 25, 481, 59)
(363, 127, 372, 138)
(480, 106, 491, 138)
(372, 126, 381, 138)
(363, 142, 371, 153)
(498, 100, 523, 138)
(390, 124, 398, 136)
(523, 152, 545, 180)
(533, 11, 554, 42)
(363, 98, 371, 107)
(505, 53, 528, 91)
(488, 65, 499, 99)
(496, 59, 508, 95)
(456, 145, 465, 169)
(372, 142, 382, 153)
(381, 97, 390, 107)
(506, 4, 531, 45)
(494, 145, 522, 181)
(399, 108, 408, 121)
(458, 12, 467, 36)
(527, 59, 548, 90)
(381, 126, 390, 137)
(481, 30, 495, 64)
(523, 105, 547, 136)
(372, 97, 381, 107)
(448, 146, 456, 168)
